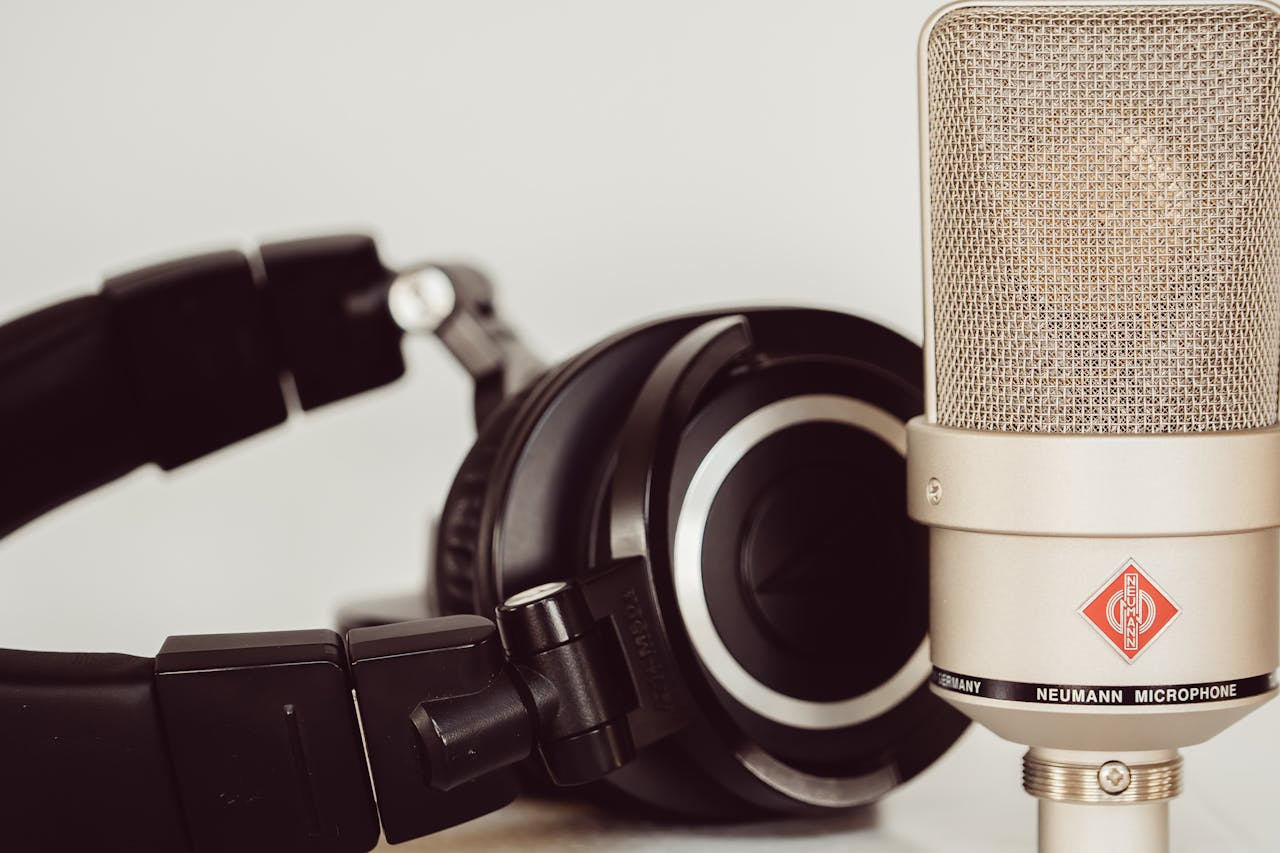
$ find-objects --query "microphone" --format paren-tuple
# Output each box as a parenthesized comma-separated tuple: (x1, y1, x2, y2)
(909, 3, 1280, 852)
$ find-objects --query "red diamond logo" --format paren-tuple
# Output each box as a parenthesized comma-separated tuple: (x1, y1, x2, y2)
(1079, 559, 1180, 663)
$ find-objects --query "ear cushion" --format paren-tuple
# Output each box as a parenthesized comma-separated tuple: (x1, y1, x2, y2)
(430, 331, 764, 820)
(433, 384, 539, 616)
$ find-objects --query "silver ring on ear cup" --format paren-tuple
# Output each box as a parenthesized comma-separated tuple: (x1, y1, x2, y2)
(672, 393, 931, 731)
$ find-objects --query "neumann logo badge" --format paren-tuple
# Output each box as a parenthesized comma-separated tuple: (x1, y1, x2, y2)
(1079, 559, 1180, 663)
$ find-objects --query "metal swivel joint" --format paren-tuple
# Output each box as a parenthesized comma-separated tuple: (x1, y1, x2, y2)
(412, 581, 639, 791)
(348, 556, 688, 841)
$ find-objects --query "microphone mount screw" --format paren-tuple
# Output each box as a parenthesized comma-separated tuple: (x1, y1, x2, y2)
(1098, 761, 1132, 795)
(926, 478, 943, 506)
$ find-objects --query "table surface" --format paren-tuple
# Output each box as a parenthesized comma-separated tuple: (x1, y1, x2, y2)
(374, 704, 1280, 853)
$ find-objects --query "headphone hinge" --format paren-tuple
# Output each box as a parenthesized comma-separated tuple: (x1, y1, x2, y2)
(497, 579, 640, 786)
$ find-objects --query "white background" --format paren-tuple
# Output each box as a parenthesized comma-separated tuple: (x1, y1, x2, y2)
(0, 2, 1274, 850)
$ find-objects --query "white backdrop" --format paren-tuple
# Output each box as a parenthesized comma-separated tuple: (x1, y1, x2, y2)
(0, 3, 1274, 851)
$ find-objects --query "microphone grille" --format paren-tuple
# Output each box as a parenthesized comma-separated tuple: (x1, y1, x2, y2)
(924, 3, 1280, 433)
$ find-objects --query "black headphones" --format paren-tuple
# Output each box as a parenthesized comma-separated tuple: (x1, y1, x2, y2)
(0, 234, 966, 852)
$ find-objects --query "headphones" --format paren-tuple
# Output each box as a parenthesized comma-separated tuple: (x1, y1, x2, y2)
(0, 233, 967, 852)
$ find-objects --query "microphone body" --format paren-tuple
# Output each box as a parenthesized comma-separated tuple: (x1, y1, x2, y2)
(910, 3, 1280, 851)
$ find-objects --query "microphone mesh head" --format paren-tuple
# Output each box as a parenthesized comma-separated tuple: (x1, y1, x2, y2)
(924, 3, 1280, 433)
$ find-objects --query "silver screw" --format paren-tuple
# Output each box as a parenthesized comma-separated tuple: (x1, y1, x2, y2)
(503, 580, 569, 609)
(1098, 761, 1132, 795)
(926, 478, 943, 506)
(387, 266, 456, 333)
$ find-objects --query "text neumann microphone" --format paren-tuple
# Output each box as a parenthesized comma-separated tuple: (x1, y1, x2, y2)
(910, 2, 1280, 852)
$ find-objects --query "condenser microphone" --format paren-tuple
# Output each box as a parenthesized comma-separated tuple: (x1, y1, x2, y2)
(909, 3, 1280, 852)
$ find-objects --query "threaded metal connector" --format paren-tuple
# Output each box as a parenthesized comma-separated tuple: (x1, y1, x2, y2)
(1023, 752, 1183, 805)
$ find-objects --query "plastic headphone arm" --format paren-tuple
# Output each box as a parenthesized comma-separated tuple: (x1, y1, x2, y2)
(345, 556, 692, 842)
(386, 262, 544, 429)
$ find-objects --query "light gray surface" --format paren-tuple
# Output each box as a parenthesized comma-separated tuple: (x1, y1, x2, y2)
(0, 2, 1276, 849)
(371, 724, 1278, 852)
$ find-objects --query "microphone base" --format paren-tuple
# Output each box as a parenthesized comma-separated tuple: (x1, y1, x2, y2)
(1039, 798, 1169, 853)
(1026, 748, 1179, 853)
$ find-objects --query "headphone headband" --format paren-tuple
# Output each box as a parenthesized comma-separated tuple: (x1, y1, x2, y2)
(0, 235, 407, 851)
(0, 235, 403, 537)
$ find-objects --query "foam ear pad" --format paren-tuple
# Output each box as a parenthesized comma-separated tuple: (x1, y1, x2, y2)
(430, 315, 757, 814)
(432, 383, 541, 616)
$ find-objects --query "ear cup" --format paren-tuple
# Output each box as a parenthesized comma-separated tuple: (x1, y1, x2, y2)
(432, 308, 965, 822)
